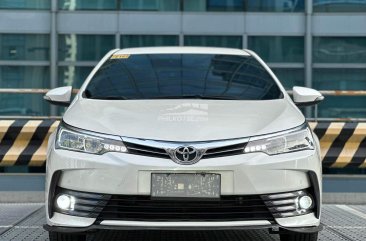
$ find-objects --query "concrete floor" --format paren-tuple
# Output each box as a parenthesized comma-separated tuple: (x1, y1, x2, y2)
(0, 204, 365, 241)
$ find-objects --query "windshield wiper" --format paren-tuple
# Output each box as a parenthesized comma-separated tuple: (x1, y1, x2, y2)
(151, 95, 239, 100)
(88, 96, 128, 100)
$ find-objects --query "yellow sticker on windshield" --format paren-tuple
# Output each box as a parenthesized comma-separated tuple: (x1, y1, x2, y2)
(111, 54, 130, 59)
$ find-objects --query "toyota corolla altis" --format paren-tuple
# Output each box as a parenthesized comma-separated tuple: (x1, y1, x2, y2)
(43, 47, 323, 241)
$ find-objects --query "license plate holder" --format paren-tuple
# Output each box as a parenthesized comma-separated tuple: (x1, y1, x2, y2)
(151, 173, 221, 199)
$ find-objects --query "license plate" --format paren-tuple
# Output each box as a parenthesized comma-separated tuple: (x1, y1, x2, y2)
(151, 173, 221, 199)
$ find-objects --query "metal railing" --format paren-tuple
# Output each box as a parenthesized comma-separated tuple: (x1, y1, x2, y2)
(0, 88, 79, 94)
(0, 88, 365, 120)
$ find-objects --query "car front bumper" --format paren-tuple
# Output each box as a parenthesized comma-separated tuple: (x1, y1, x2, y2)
(45, 141, 322, 231)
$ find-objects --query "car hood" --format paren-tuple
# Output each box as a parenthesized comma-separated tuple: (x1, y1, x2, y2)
(63, 98, 305, 142)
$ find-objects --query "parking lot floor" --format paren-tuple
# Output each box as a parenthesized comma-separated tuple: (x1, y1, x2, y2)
(0, 204, 365, 241)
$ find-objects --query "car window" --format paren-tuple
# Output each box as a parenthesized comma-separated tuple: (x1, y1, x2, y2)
(84, 54, 283, 100)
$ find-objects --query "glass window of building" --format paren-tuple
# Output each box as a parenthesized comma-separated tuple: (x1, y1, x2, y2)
(313, 69, 366, 90)
(0, 66, 49, 88)
(313, 37, 366, 63)
(58, 34, 115, 61)
(58, 66, 93, 89)
(0, 93, 49, 116)
(317, 96, 366, 119)
(272, 68, 305, 90)
(184, 35, 242, 49)
(313, 68, 366, 118)
(248, 36, 304, 63)
(0, 66, 50, 116)
(58, 0, 117, 10)
(121, 35, 179, 48)
(0, 34, 50, 61)
(246, 0, 304, 12)
(121, 0, 180, 11)
(0, 0, 50, 9)
(184, 0, 245, 11)
(313, 0, 366, 12)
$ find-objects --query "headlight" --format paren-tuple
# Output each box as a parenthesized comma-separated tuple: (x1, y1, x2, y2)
(56, 124, 127, 154)
(244, 123, 314, 155)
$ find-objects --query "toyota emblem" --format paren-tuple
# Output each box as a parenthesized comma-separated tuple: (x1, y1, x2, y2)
(166, 146, 206, 165)
(175, 146, 197, 162)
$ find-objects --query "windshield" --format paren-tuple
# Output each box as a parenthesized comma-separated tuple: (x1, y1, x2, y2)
(84, 53, 283, 100)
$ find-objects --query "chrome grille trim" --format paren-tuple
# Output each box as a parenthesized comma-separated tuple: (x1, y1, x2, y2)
(122, 136, 249, 160)
(125, 144, 169, 156)
(205, 147, 245, 155)
(122, 136, 249, 150)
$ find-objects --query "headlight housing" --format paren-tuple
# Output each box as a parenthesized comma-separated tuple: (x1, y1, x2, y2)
(56, 123, 127, 155)
(244, 123, 314, 155)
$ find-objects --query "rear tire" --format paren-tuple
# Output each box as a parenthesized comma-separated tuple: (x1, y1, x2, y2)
(280, 231, 318, 241)
(49, 231, 86, 241)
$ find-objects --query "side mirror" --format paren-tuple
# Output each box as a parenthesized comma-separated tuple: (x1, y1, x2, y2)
(44, 86, 72, 106)
(292, 86, 324, 107)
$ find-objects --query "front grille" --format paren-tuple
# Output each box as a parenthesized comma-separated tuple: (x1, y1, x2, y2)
(124, 142, 170, 159)
(203, 143, 246, 159)
(96, 195, 274, 222)
(124, 141, 247, 160)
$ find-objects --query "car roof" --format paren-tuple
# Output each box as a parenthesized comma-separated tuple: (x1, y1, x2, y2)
(113, 47, 251, 56)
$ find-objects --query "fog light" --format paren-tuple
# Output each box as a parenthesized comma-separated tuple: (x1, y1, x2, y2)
(56, 194, 75, 210)
(298, 195, 312, 210)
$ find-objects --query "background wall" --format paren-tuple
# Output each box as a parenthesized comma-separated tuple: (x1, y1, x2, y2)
(0, 0, 365, 118)
(0, 0, 366, 175)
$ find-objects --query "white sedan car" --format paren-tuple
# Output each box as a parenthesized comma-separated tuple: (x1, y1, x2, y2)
(43, 47, 323, 241)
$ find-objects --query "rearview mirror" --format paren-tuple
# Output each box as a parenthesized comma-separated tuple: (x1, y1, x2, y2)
(44, 86, 72, 106)
(292, 86, 324, 107)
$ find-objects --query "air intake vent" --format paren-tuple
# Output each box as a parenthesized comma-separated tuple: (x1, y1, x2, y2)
(96, 194, 274, 222)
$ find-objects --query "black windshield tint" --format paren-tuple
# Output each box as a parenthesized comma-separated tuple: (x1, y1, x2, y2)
(85, 54, 283, 100)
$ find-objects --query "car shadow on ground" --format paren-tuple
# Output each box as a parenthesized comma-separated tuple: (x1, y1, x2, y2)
(88, 230, 279, 241)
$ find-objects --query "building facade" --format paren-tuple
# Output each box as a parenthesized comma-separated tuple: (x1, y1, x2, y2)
(0, 0, 365, 118)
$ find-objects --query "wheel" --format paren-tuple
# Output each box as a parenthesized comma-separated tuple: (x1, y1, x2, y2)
(49, 231, 86, 241)
(280, 231, 318, 241)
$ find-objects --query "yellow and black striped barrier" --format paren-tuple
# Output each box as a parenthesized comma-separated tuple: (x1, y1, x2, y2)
(0, 120, 365, 168)
(0, 120, 59, 166)
(309, 122, 366, 168)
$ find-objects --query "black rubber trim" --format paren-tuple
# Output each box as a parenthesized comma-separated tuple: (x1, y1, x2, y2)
(45, 99, 71, 107)
(294, 98, 324, 107)
(43, 223, 276, 233)
(308, 171, 321, 219)
(48, 170, 62, 219)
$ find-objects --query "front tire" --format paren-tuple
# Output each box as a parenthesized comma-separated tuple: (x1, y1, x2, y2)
(49, 231, 86, 241)
(280, 231, 318, 241)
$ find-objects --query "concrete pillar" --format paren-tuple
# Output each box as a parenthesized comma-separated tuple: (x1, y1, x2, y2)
(305, 0, 313, 118)
(50, 0, 58, 116)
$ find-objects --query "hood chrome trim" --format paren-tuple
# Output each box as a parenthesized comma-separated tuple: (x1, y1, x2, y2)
(121, 136, 250, 150)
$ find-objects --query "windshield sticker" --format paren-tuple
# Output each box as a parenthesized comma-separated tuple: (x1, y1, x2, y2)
(111, 54, 130, 59)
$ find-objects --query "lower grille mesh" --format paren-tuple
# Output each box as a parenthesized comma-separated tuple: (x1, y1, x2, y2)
(96, 195, 274, 222)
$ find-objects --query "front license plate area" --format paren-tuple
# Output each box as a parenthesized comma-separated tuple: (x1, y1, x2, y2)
(151, 173, 221, 199)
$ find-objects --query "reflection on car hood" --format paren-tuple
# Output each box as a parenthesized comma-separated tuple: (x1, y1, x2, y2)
(63, 98, 305, 142)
